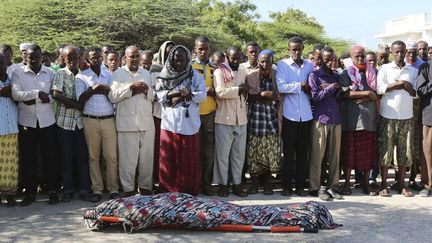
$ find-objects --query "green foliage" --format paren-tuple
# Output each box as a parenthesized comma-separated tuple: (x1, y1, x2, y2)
(0, 0, 351, 61)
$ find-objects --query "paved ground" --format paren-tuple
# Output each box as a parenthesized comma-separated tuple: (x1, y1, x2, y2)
(1, 184, 432, 243)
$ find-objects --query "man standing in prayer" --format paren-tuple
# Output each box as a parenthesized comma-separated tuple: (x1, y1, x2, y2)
(109, 45, 155, 196)
(213, 46, 249, 197)
(192, 36, 217, 196)
(276, 36, 314, 196)
(377, 40, 417, 197)
(76, 47, 119, 202)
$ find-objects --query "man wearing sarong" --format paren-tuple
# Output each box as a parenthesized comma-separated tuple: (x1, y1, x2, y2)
(0, 53, 19, 206)
(340, 45, 378, 196)
(245, 50, 280, 195)
(377, 40, 417, 197)
(155, 45, 206, 196)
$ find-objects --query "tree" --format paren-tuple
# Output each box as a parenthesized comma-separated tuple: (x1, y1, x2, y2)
(0, 0, 351, 62)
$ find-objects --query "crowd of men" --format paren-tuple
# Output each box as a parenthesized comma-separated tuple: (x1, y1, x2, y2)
(1, 36, 432, 207)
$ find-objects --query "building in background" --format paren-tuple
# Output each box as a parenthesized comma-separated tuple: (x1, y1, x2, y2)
(375, 11, 432, 45)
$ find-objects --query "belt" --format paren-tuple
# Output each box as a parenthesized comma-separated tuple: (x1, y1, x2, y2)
(83, 114, 114, 120)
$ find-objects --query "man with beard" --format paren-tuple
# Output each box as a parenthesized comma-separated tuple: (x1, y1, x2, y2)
(276, 36, 314, 196)
(213, 46, 249, 197)
(109, 45, 155, 196)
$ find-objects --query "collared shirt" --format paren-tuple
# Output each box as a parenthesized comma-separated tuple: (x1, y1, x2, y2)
(377, 61, 418, 120)
(51, 66, 83, 131)
(237, 61, 260, 84)
(0, 75, 18, 135)
(76, 68, 114, 116)
(214, 65, 248, 126)
(156, 70, 206, 135)
(192, 59, 217, 115)
(11, 65, 56, 128)
(276, 57, 314, 122)
(308, 68, 341, 125)
(109, 66, 155, 132)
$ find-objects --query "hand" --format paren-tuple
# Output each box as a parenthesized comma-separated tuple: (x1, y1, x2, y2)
(206, 86, 215, 97)
(23, 99, 36, 105)
(367, 91, 378, 101)
(38, 91, 50, 103)
(130, 81, 149, 96)
(260, 91, 273, 99)
(238, 83, 248, 96)
(320, 83, 330, 89)
(301, 81, 311, 93)
(0, 85, 11, 97)
(92, 84, 110, 95)
(171, 96, 184, 107)
(180, 88, 193, 101)
(402, 81, 413, 91)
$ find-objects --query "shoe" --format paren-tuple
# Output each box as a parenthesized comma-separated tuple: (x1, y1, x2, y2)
(61, 193, 73, 202)
(110, 192, 120, 199)
(48, 192, 59, 205)
(263, 183, 273, 195)
(281, 187, 292, 197)
(6, 196, 18, 207)
(90, 194, 102, 203)
(201, 187, 214, 196)
(139, 188, 153, 196)
(308, 190, 319, 197)
(124, 191, 136, 197)
(247, 183, 259, 194)
(409, 181, 423, 191)
(232, 184, 248, 197)
(327, 188, 343, 200)
(20, 195, 36, 207)
(419, 188, 430, 197)
(217, 185, 229, 197)
(318, 187, 332, 201)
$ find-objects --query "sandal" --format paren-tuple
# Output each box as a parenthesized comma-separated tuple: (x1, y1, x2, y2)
(379, 188, 390, 197)
(400, 188, 414, 197)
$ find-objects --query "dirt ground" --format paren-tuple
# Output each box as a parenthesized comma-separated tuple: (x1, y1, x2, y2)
(1, 182, 431, 243)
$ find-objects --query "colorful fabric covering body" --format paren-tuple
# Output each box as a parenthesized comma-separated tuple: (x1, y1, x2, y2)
(84, 193, 339, 233)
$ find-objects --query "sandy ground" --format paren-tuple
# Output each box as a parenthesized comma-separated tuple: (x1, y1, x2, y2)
(1, 183, 432, 243)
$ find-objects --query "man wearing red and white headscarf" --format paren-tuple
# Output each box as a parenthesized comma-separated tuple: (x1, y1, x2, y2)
(339, 45, 379, 196)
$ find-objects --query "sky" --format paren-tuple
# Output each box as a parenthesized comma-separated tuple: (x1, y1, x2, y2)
(248, 0, 432, 50)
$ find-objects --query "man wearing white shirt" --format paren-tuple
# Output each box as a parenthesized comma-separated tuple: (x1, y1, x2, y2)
(11, 44, 59, 206)
(76, 47, 119, 202)
(109, 46, 155, 196)
(276, 36, 314, 196)
(377, 40, 418, 197)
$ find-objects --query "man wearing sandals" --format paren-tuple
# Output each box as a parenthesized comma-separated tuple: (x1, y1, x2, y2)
(377, 40, 417, 197)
